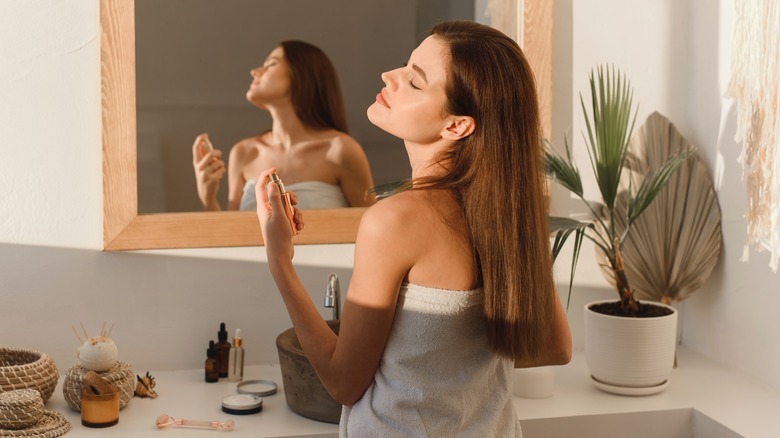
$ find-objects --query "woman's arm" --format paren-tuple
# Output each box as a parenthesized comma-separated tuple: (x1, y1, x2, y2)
(225, 141, 251, 211)
(514, 291, 572, 368)
(257, 171, 414, 405)
(331, 135, 377, 207)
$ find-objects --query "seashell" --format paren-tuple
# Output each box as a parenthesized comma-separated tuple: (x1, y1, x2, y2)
(134, 372, 158, 399)
(77, 336, 118, 372)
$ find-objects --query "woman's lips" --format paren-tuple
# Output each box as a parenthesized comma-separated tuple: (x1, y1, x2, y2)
(376, 89, 390, 108)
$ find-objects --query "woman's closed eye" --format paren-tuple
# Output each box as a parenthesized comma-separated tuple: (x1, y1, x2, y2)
(402, 62, 421, 90)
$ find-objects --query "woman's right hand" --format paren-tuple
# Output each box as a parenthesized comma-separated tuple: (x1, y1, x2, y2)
(255, 168, 303, 263)
(192, 133, 226, 210)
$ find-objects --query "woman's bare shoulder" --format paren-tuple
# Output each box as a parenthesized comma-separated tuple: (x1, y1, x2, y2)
(232, 133, 264, 151)
(358, 191, 416, 229)
(352, 191, 431, 272)
(322, 131, 365, 156)
(230, 133, 270, 161)
(358, 190, 447, 240)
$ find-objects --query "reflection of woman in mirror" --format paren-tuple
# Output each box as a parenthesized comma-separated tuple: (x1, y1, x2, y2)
(192, 40, 375, 211)
(256, 21, 571, 436)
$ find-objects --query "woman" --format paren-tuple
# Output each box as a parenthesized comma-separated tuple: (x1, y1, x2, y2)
(192, 40, 375, 211)
(258, 21, 571, 437)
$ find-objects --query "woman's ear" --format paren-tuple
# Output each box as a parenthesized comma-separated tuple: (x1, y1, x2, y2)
(441, 115, 476, 141)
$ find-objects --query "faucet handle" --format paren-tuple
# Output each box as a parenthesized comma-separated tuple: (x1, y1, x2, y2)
(324, 273, 339, 306)
(327, 273, 339, 290)
(324, 273, 340, 320)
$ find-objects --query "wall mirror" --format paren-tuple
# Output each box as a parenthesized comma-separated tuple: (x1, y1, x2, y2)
(101, 0, 552, 251)
(135, 0, 477, 214)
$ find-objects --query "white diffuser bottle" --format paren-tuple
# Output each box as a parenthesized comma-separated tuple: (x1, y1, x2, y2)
(228, 329, 244, 382)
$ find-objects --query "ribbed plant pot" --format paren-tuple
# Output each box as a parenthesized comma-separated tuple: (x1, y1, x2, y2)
(584, 300, 677, 395)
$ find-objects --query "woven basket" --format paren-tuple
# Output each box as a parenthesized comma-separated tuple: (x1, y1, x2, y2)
(62, 361, 134, 411)
(0, 348, 59, 404)
(0, 411, 70, 438)
(0, 389, 45, 430)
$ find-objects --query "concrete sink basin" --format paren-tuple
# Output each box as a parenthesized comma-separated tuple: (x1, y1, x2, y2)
(276, 320, 341, 424)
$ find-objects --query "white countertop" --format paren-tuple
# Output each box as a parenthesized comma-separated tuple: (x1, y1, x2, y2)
(44, 346, 780, 437)
(47, 364, 338, 438)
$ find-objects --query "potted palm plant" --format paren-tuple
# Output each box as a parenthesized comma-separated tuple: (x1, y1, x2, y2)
(546, 65, 693, 395)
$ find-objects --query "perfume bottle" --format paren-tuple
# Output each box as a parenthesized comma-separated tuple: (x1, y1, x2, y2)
(269, 172, 299, 235)
(205, 340, 218, 383)
(215, 323, 231, 378)
(228, 328, 244, 382)
(202, 136, 214, 153)
(197, 135, 214, 161)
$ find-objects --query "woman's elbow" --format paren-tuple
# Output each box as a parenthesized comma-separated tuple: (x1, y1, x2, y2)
(323, 375, 371, 407)
(533, 337, 572, 367)
(319, 359, 377, 406)
(552, 344, 572, 365)
(327, 385, 366, 407)
(550, 331, 573, 365)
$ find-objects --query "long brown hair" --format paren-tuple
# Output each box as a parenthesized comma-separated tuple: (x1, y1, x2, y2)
(279, 40, 349, 133)
(421, 21, 555, 360)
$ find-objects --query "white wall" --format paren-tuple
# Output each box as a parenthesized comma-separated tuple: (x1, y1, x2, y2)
(682, 0, 780, 389)
(0, 1, 101, 249)
(2, 0, 780, 393)
(557, 0, 780, 391)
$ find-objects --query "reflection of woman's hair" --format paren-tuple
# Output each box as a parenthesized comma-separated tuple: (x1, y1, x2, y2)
(280, 40, 349, 133)
(417, 21, 555, 361)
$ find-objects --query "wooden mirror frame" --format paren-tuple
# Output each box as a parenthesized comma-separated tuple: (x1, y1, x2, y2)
(101, 0, 552, 251)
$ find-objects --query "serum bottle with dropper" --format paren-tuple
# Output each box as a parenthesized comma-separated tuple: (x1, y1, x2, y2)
(215, 323, 231, 378)
(205, 340, 219, 383)
(228, 328, 244, 382)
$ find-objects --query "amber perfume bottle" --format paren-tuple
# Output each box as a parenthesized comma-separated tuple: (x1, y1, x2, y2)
(269, 172, 299, 235)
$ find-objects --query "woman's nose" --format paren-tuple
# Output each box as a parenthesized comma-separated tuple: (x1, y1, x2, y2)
(380, 70, 395, 88)
(251, 67, 262, 77)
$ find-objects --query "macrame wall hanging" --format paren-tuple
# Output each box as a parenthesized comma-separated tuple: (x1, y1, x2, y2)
(726, 0, 780, 272)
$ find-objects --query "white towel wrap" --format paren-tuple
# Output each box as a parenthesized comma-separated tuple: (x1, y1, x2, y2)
(240, 179, 349, 211)
(340, 282, 521, 437)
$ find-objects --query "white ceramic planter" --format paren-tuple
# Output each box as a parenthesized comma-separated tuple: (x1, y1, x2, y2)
(584, 299, 677, 394)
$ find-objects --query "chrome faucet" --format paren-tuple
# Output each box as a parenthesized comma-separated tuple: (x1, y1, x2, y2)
(324, 273, 340, 321)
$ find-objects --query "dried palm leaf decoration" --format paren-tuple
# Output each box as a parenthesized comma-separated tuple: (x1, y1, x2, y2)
(726, 0, 780, 272)
(597, 112, 723, 304)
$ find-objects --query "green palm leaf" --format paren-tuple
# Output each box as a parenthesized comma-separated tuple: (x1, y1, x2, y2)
(545, 136, 583, 197)
(549, 216, 589, 310)
(580, 65, 638, 212)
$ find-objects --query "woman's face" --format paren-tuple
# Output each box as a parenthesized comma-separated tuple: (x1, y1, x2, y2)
(367, 35, 451, 145)
(246, 46, 292, 107)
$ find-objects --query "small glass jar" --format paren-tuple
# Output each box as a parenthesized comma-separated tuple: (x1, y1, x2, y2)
(81, 387, 119, 428)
